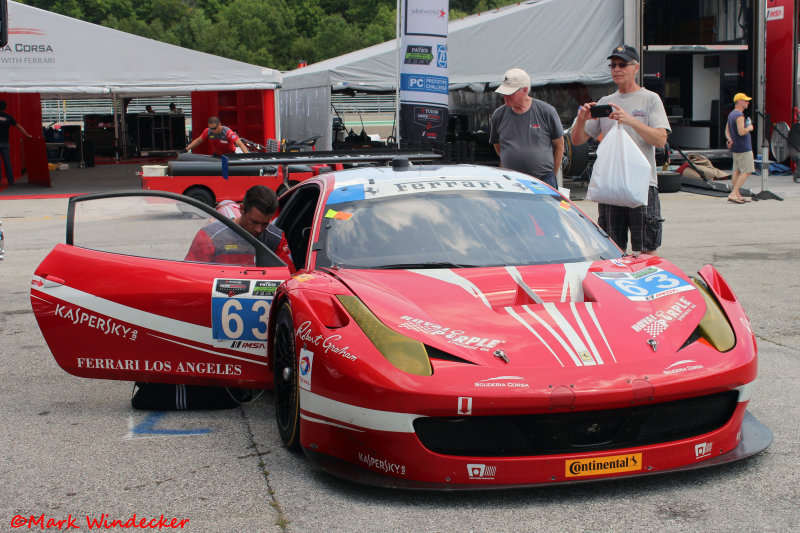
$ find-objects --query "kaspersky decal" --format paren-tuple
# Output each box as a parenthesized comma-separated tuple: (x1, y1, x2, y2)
(55, 303, 138, 341)
(565, 453, 642, 477)
(358, 452, 406, 475)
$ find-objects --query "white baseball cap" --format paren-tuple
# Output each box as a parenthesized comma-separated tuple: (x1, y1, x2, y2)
(496, 68, 531, 95)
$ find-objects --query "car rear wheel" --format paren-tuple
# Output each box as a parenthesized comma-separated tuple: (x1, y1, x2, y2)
(273, 302, 300, 450)
(184, 186, 215, 207)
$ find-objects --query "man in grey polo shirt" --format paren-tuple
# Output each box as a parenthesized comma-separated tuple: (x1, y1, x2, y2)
(490, 68, 564, 189)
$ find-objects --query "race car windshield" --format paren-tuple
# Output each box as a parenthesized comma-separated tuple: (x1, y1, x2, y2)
(317, 190, 621, 269)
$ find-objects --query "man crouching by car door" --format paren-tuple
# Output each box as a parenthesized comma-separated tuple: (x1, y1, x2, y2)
(133, 185, 293, 410)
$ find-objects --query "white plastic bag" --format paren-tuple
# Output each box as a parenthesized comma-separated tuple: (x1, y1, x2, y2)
(586, 123, 651, 208)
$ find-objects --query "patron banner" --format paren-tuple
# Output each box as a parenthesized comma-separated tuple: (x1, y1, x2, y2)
(398, 0, 449, 148)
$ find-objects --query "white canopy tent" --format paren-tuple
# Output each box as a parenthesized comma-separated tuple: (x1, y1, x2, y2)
(1, 1, 281, 98)
(281, 0, 623, 149)
(1, 1, 282, 159)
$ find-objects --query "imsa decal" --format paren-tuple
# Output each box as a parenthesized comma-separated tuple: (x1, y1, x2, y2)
(565, 453, 642, 477)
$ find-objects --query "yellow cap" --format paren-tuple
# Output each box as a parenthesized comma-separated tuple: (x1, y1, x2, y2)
(733, 92, 752, 103)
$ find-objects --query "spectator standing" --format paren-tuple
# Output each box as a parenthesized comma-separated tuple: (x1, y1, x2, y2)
(0, 100, 33, 186)
(571, 45, 671, 256)
(489, 68, 564, 189)
(724, 93, 755, 204)
(185, 116, 249, 155)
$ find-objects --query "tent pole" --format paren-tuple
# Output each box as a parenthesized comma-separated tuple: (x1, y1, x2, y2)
(395, 0, 401, 147)
(112, 93, 122, 161)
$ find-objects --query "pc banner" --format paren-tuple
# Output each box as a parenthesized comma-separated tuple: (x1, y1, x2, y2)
(399, 0, 449, 148)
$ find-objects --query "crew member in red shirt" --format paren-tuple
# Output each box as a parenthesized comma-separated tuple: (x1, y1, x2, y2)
(185, 185, 294, 271)
(184, 116, 249, 155)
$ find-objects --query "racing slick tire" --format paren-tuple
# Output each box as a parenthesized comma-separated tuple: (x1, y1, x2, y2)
(183, 186, 215, 207)
(273, 302, 301, 450)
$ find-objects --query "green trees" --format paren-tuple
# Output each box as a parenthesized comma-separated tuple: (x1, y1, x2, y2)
(18, 0, 512, 70)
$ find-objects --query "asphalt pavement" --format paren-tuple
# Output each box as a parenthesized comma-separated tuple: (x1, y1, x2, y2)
(1, 162, 798, 532)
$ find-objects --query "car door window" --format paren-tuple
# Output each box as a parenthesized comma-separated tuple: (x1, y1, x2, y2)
(69, 194, 259, 266)
(273, 184, 321, 270)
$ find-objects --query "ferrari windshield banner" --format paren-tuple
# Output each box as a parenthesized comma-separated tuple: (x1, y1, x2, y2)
(399, 0, 449, 148)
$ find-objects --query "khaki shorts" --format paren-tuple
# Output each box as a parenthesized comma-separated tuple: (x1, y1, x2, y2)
(732, 151, 755, 174)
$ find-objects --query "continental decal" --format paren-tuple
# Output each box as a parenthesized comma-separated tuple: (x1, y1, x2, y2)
(565, 453, 642, 477)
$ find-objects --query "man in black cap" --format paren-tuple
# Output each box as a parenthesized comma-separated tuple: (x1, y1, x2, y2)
(571, 45, 670, 256)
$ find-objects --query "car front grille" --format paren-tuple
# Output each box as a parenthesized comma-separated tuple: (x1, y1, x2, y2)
(413, 391, 739, 457)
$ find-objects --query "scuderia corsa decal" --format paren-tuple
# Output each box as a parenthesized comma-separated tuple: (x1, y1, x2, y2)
(211, 279, 281, 342)
(565, 453, 643, 478)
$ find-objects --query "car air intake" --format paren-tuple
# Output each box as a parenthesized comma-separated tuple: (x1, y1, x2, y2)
(413, 391, 738, 457)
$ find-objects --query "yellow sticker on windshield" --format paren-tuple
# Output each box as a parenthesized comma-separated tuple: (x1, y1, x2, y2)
(325, 209, 353, 220)
(559, 200, 571, 211)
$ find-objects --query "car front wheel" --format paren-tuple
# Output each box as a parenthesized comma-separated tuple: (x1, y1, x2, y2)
(273, 302, 300, 450)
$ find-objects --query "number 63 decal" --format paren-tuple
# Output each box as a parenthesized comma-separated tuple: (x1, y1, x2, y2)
(595, 268, 694, 302)
(211, 279, 281, 341)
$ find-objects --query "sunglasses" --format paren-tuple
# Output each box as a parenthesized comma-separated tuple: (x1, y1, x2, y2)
(608, 61, 635, 69)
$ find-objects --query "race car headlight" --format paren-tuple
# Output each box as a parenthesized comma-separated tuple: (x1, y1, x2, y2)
(336, 295, 433, 376)
(692, 279, 735, 352)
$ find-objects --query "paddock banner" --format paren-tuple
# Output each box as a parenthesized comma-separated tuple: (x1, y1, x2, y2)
(398, 0, 449, 148)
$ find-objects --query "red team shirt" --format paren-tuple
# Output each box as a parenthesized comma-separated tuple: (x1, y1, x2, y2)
(201, 126, 241, 154)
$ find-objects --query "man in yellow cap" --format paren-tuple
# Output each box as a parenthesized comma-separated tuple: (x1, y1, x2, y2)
(724, 93, 754, 203)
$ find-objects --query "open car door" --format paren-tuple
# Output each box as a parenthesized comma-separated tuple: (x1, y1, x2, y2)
(30, 191, 291, 389)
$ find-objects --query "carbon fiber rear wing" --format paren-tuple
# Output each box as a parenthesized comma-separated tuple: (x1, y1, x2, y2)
(221, 149, 444, 184)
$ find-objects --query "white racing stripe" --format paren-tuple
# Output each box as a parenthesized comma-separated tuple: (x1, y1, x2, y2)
(523, 305, 583, 366)
(300, 390, 421, 433)
(300, 413, 366, 432)
(571, 302, 604, 365)
(149, 334, 269, 366)
(505, 266, 544, 304)
(504, 306, 565, 367)
(31, 277, 268, 363)
(735, 380, 757, 402)
(408, 269, 492, 308)
(543, 302, 597, 366)
(586, 302, 616, 363)
(561, 262, 592, 302)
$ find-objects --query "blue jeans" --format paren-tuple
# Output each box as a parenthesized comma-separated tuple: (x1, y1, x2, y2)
(539, 171, 557, 189)
(0, 142, 13, 185)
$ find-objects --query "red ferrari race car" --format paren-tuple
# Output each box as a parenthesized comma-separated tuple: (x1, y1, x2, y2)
(30, 161, 772, 489)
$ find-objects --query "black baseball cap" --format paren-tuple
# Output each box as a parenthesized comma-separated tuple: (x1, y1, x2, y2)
(607, 44, 640, 63)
